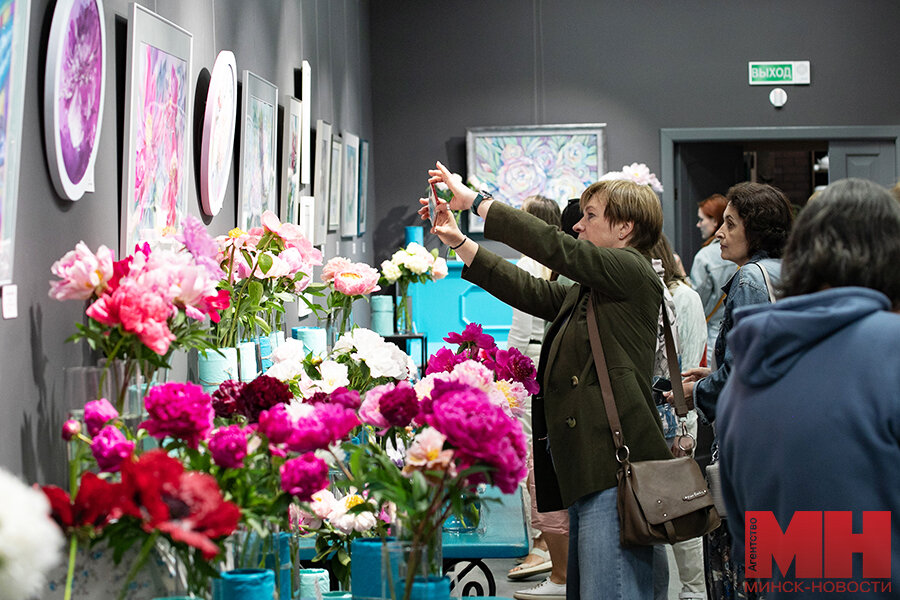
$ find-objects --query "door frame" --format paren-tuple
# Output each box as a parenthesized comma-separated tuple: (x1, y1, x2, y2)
(659, 125, 900, 245)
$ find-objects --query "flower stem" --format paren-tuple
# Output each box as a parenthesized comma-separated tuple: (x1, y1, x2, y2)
(63, 536, 77, 600)
(117, 530, 160, 600)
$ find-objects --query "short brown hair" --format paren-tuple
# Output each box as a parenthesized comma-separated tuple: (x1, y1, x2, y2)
(522, 195, 561, 229)
(580, 179, 663, 253)
(725, 182, 793, 258)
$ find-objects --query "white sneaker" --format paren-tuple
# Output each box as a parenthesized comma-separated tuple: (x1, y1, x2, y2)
(513, 577, 567, 600)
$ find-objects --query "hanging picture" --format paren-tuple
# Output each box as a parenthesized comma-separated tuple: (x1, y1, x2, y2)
(44, 0, 105, 202)
(312, 119, 332, 245)
(298, 195, 315, 245)
(0, 0, 30, 285)
(465, 124, 607, 232)
(238, 70, 278, 230)
(280, 96, 301, 224)
(340, 132, 360, 238)
(199, 50, 237, 217)
(328, 136, 342, 232)
(357, 139, 370, 236)
(121, 3, 193, 255)
(299, 60, 311, 185)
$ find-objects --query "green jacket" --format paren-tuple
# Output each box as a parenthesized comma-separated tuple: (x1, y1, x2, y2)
(463, 202, 670, 510)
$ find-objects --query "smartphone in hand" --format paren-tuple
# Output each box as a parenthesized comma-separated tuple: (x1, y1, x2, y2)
(428, 183, 438, 227)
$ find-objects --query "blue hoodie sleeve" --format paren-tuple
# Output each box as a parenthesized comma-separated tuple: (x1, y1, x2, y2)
(694, 265, 774, 422)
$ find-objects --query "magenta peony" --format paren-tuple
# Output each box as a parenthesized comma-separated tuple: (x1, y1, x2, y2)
(84, 398, 119, 437)
(376, 381, 419, 428)
(280, 453, 330, 501)
(141, 382, 214, 448)
(328, 387, 361, 410)
(443, 323, 496, 351)
(208, 425, 248, 468)
(258, 403, 295, 445)
(211, 379, 245, 417)
(425, 347, 465, 375)
(91, 425, 135, 472)
(486, 347, 540, 394)
(61, 418, 82, 441)
(239, 375, 293, 422)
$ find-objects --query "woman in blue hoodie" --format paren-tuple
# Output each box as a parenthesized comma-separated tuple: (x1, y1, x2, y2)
(717, 178, 900, 599)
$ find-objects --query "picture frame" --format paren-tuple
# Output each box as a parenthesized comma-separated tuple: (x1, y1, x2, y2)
(357, 139, 370, 236)
(120, 3, 193, 255)
(312, 119, 332, 245)
(0, 0, 32, 285)
(298, 195, 315, 245)
(199, 50, 237, 217)
(299, 60, 312, 185)
(328, 136, 342, 232)
(44, 0, 105, 202)
(280, 96, 301, 224)
(340, 131, 360, 238)
(238, 70, 278, 230)
(465, 123, 607, 232)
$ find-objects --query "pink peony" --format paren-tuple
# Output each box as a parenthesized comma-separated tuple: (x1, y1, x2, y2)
(86, 279, 176, 355)
(208, 425, 248, 468)
(328, 387, 361, 410)
(332, 262, 381, 296)
(91, 425, 135, 472)
(377, 381, 419, 427)
(212, 380, 245, 417)
(486, 347, 540, 394)
(141, 382, 214, 448)
(61, 418, 82, 441)
(431, 257, 448, 281)
(49, 241, 115, 301)
(425, 347, 465, 375)
(280, 453, 330, 501)
(444, 323, 496, 351)
(84, 398, 119, 437)
(358, 388, 390, 429)
(321, 257, 352, 283)
(402, 427, 456, 477)
(239, 375, 293, 423)
(258, 404, 295, 445)
(288, 403, 359, 453)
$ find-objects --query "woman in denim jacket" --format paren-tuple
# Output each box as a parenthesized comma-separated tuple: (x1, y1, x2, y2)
(669, 181, 793, 600)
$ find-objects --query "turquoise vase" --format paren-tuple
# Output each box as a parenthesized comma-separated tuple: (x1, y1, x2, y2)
(296, 567, 330, 598)
(350, 538, 390, 600)
(212, 569, 274, 600)
(193, 347, 239, 392)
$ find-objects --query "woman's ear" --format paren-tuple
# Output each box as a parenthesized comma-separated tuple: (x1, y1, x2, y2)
(618, 220, 634, 241)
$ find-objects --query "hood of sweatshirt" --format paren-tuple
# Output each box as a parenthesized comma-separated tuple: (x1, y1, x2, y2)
(728, 287, 891, 387)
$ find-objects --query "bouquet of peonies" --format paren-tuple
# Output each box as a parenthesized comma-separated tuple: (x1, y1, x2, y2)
(215, 210, 323, 348)
(319, 257, 382, 336)
(379, 242, 448, 290)
(599, 162, 664, 192)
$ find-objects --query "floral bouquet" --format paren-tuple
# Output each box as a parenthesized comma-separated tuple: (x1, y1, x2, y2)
(215, 210, 323, 348)
(379, 242, 448, 333)
(599, 162, 664, 192)
(50, 215, 231, 411)
(319, 257, 382, 338)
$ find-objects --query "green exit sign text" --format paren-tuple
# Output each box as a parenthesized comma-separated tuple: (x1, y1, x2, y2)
(748, 61, 810, 85)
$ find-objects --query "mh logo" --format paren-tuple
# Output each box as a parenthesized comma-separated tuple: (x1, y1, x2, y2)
(745, 511, 891, 579)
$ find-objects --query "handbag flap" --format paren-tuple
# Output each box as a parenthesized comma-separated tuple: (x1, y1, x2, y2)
(626, 457, 715, 525)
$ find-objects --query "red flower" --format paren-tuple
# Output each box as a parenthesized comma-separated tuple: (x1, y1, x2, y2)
(41, 472, 138, 532)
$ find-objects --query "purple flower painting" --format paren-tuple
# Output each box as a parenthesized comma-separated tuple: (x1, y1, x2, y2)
(130, 42, 187, 244)
(58, 0, 102, 184)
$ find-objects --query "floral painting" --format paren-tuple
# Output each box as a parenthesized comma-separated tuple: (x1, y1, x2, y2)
(466, 124, 606, 232)
(56, 0, 103, 188)
(340, 132, 359, 238)
(280, 97, 301, 224)
(0, 0, 16, 215)
(127, 42, 187, 248)
(240, 94, 276, 229)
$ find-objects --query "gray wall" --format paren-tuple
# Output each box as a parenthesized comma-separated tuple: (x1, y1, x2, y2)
(2, 0, 373, 483)
(369, 0, 900, 262)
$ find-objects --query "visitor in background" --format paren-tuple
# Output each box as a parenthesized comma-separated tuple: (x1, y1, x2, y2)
(717, 178, 900, 599)
(650, 233, 708, 600)
(668, 181, 794, 600)
(424, 162, 670, 600)
(689, 194, 736, 368)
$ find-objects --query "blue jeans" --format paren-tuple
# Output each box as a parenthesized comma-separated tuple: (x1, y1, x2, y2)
(568, 487, 658, 599)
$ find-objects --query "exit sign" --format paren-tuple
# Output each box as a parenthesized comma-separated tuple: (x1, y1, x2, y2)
(748, 61, 810, 85)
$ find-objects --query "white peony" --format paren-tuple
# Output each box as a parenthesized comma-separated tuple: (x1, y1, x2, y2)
(380, 259, 402, 283)
(316, 360, 350, 392)
(337, 328, 416, 380)
(401, 252, 431, 275)
(0, 468, 64, 600)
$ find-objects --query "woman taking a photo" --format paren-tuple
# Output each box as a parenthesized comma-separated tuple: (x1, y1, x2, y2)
(422, 161, 671, 600)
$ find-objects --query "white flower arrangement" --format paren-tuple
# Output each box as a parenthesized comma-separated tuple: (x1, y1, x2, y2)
(0, 468, 64, 599)
(379, 242, 448, 285)
(599, 162, 664, 193)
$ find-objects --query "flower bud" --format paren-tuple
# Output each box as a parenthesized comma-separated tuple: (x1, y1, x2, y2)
(61, 419, 81, 441)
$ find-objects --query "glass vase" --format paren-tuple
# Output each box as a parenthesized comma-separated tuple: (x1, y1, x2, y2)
(395, 281, 413, 334)
(383, 534, 444, 600)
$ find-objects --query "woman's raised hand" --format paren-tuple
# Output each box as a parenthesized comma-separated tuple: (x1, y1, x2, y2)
(427, 161, 478, 211)
(418, 192, 462, 245)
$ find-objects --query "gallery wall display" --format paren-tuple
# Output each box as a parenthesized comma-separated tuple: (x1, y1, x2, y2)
(199, 50, 237, 217)
(121, 3, 193, 255)
(0, 0, 31, 285)
(299, 60, 311, 185)
(357, 139, 369, 236)
(280, 96, 301, 224)
(44, 0, 105, 202)
(312, 120, 332, 246)
(465, 123, 607, 233)
(238, 70, 278, 230)
(340, 132, 360, 239)
(328, 136, 342, 232)
(298, 195, 315, 245)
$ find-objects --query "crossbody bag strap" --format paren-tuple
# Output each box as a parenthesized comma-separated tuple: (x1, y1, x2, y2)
(661, 307, 689, 419)
(586, 292, 627, 455)
(756, 262, 777, 303)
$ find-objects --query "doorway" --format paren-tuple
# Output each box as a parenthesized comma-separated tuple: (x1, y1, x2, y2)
(660, 126, 900, 271)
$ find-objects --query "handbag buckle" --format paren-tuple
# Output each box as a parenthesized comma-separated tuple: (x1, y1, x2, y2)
(615, 445, 630, 463)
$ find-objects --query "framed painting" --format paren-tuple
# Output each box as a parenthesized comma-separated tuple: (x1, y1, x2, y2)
(44, 0, 105, 202)
(280, 96, 301, 224)
(328, 136, 342, 232)
(465, 123, 606, 232)
(340, 131, 359, 238)
(238, 70, 278, 230)
(312, 119, 331, 245)
(298, 195, 315, 245)
(121, 3, 192, 255)
(357, 139, 369, 236)
(299, 60, 311, 185)
(199, 50, 237, 217)
(0, 0, 31, 285)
